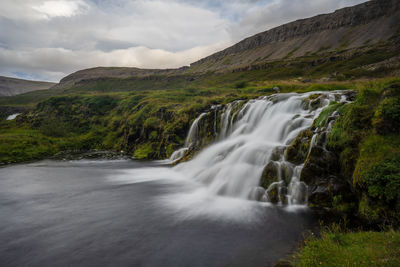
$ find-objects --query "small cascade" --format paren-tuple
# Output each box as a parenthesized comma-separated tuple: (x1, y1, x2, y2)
(171, 91, 351, 205)
(185, 113, 207, 148)
(169, 113, 208, 162)
(219, 100, 245, 140)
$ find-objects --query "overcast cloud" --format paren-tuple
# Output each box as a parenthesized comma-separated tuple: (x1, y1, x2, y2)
(0, 0, 367, 82)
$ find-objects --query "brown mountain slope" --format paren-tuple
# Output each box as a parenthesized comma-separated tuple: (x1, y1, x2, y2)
(0, 76, 56, 97)
(56, 0, 400, 88)
(190, 0, 400, 72)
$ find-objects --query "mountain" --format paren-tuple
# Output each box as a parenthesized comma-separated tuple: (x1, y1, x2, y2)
(190, 0, 400, 72)
(0, 76, 56, 97)
(56, 0, 400, 88)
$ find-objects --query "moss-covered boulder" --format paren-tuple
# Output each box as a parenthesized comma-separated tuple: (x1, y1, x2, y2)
(285, 130, 313, 164)
(260, 162, 279, 189)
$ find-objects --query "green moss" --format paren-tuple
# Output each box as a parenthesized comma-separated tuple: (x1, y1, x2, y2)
(313, 102, 343, 128)
(373, 97, 400, 134)
(133, 143, 154, 159)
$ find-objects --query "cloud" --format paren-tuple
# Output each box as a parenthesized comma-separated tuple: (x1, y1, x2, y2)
(32, 0, 89, 19)
(0, 41, 230, 81)
(0, 0, 368, 82)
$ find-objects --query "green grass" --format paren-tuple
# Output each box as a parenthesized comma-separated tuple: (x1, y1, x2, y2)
(293, 229, 400, 266)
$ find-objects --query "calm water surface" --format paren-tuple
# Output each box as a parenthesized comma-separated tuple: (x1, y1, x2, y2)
(0, 159, 316, 267)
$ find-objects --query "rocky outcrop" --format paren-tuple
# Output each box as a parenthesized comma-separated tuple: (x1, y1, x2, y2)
(0, 76, 55, 96)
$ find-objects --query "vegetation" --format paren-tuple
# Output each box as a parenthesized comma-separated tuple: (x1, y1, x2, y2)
(292, 226, 400, 266)
(324, 79, 400, 224)
(0, 78, 363, 164)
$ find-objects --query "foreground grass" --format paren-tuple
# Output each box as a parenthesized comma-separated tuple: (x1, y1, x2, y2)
(293, 229, 400, 266)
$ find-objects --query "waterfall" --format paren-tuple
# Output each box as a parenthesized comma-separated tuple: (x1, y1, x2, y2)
(169, 113, 207, 162)
(171, 91, 350, 205)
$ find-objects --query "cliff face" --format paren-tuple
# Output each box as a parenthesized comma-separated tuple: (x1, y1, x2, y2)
(190, 0, 400, 72)
(0, 76, 55, 97)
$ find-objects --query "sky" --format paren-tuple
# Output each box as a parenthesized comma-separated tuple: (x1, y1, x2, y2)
(0, 0, 368, 82)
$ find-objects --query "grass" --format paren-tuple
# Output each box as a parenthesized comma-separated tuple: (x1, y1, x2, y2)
(293, 228, 400, 266)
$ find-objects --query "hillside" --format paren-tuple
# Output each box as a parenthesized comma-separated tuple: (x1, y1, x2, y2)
(54, 0, 400, 89)
(190, 0, 400, 72)
(0, 76, 56, 97)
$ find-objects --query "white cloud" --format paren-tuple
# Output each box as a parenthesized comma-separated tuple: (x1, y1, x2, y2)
(32, 0, 89, 19)
(0, 41, 230, 81)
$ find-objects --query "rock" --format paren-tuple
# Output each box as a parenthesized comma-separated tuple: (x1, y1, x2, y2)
(266, 185, 279, 203)
(280, 162, 293, 185)
(270, 146, 285, 161)
(266, 183, 287, 204)
(273, 86, 281, 93)
(285, 130, 313, 164)
(260, 162, 279, 189)
(300, 143, 353, 208)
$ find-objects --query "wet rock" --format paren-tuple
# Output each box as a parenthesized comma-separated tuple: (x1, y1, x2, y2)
(266, 183, 287, 204)
(301, 146, 339, 184)
(260, 162, 279, 189)
(300, 144, 352, 208)
(267, 185, 279, 203)
(270, 146, 285, 161)
(280, 162, 293, 185)
(284, 130, 313, 164)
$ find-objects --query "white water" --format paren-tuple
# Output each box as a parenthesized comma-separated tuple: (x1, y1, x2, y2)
(169, 113, 207, 162)
(171, 91, 349, 204)
(6, 113, 21, 120)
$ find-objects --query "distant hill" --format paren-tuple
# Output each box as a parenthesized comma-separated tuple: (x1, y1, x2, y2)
(0, 76, 56, 96)
(190, 0, 400, 72)
(55, 0, 400, 88)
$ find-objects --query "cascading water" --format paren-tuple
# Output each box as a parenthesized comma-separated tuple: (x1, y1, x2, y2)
(169, 113, 207, 162)
(171, 91, 351, 205)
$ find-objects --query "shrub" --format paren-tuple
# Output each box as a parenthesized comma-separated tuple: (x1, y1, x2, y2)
(363, 155, 400, 203)
(235, 81, 247, 89)
(373, 97, 400, 134)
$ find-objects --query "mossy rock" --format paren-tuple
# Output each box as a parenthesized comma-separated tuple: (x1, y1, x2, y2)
(266, 184, 287, 204)
(267, 186, 279, 203)
(260, 162, 279, 189)
(270, 146, 285, 161)
(301, 146, 339, 184)
(280, 162, 293, 185)
(285, 130, 313, 164)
